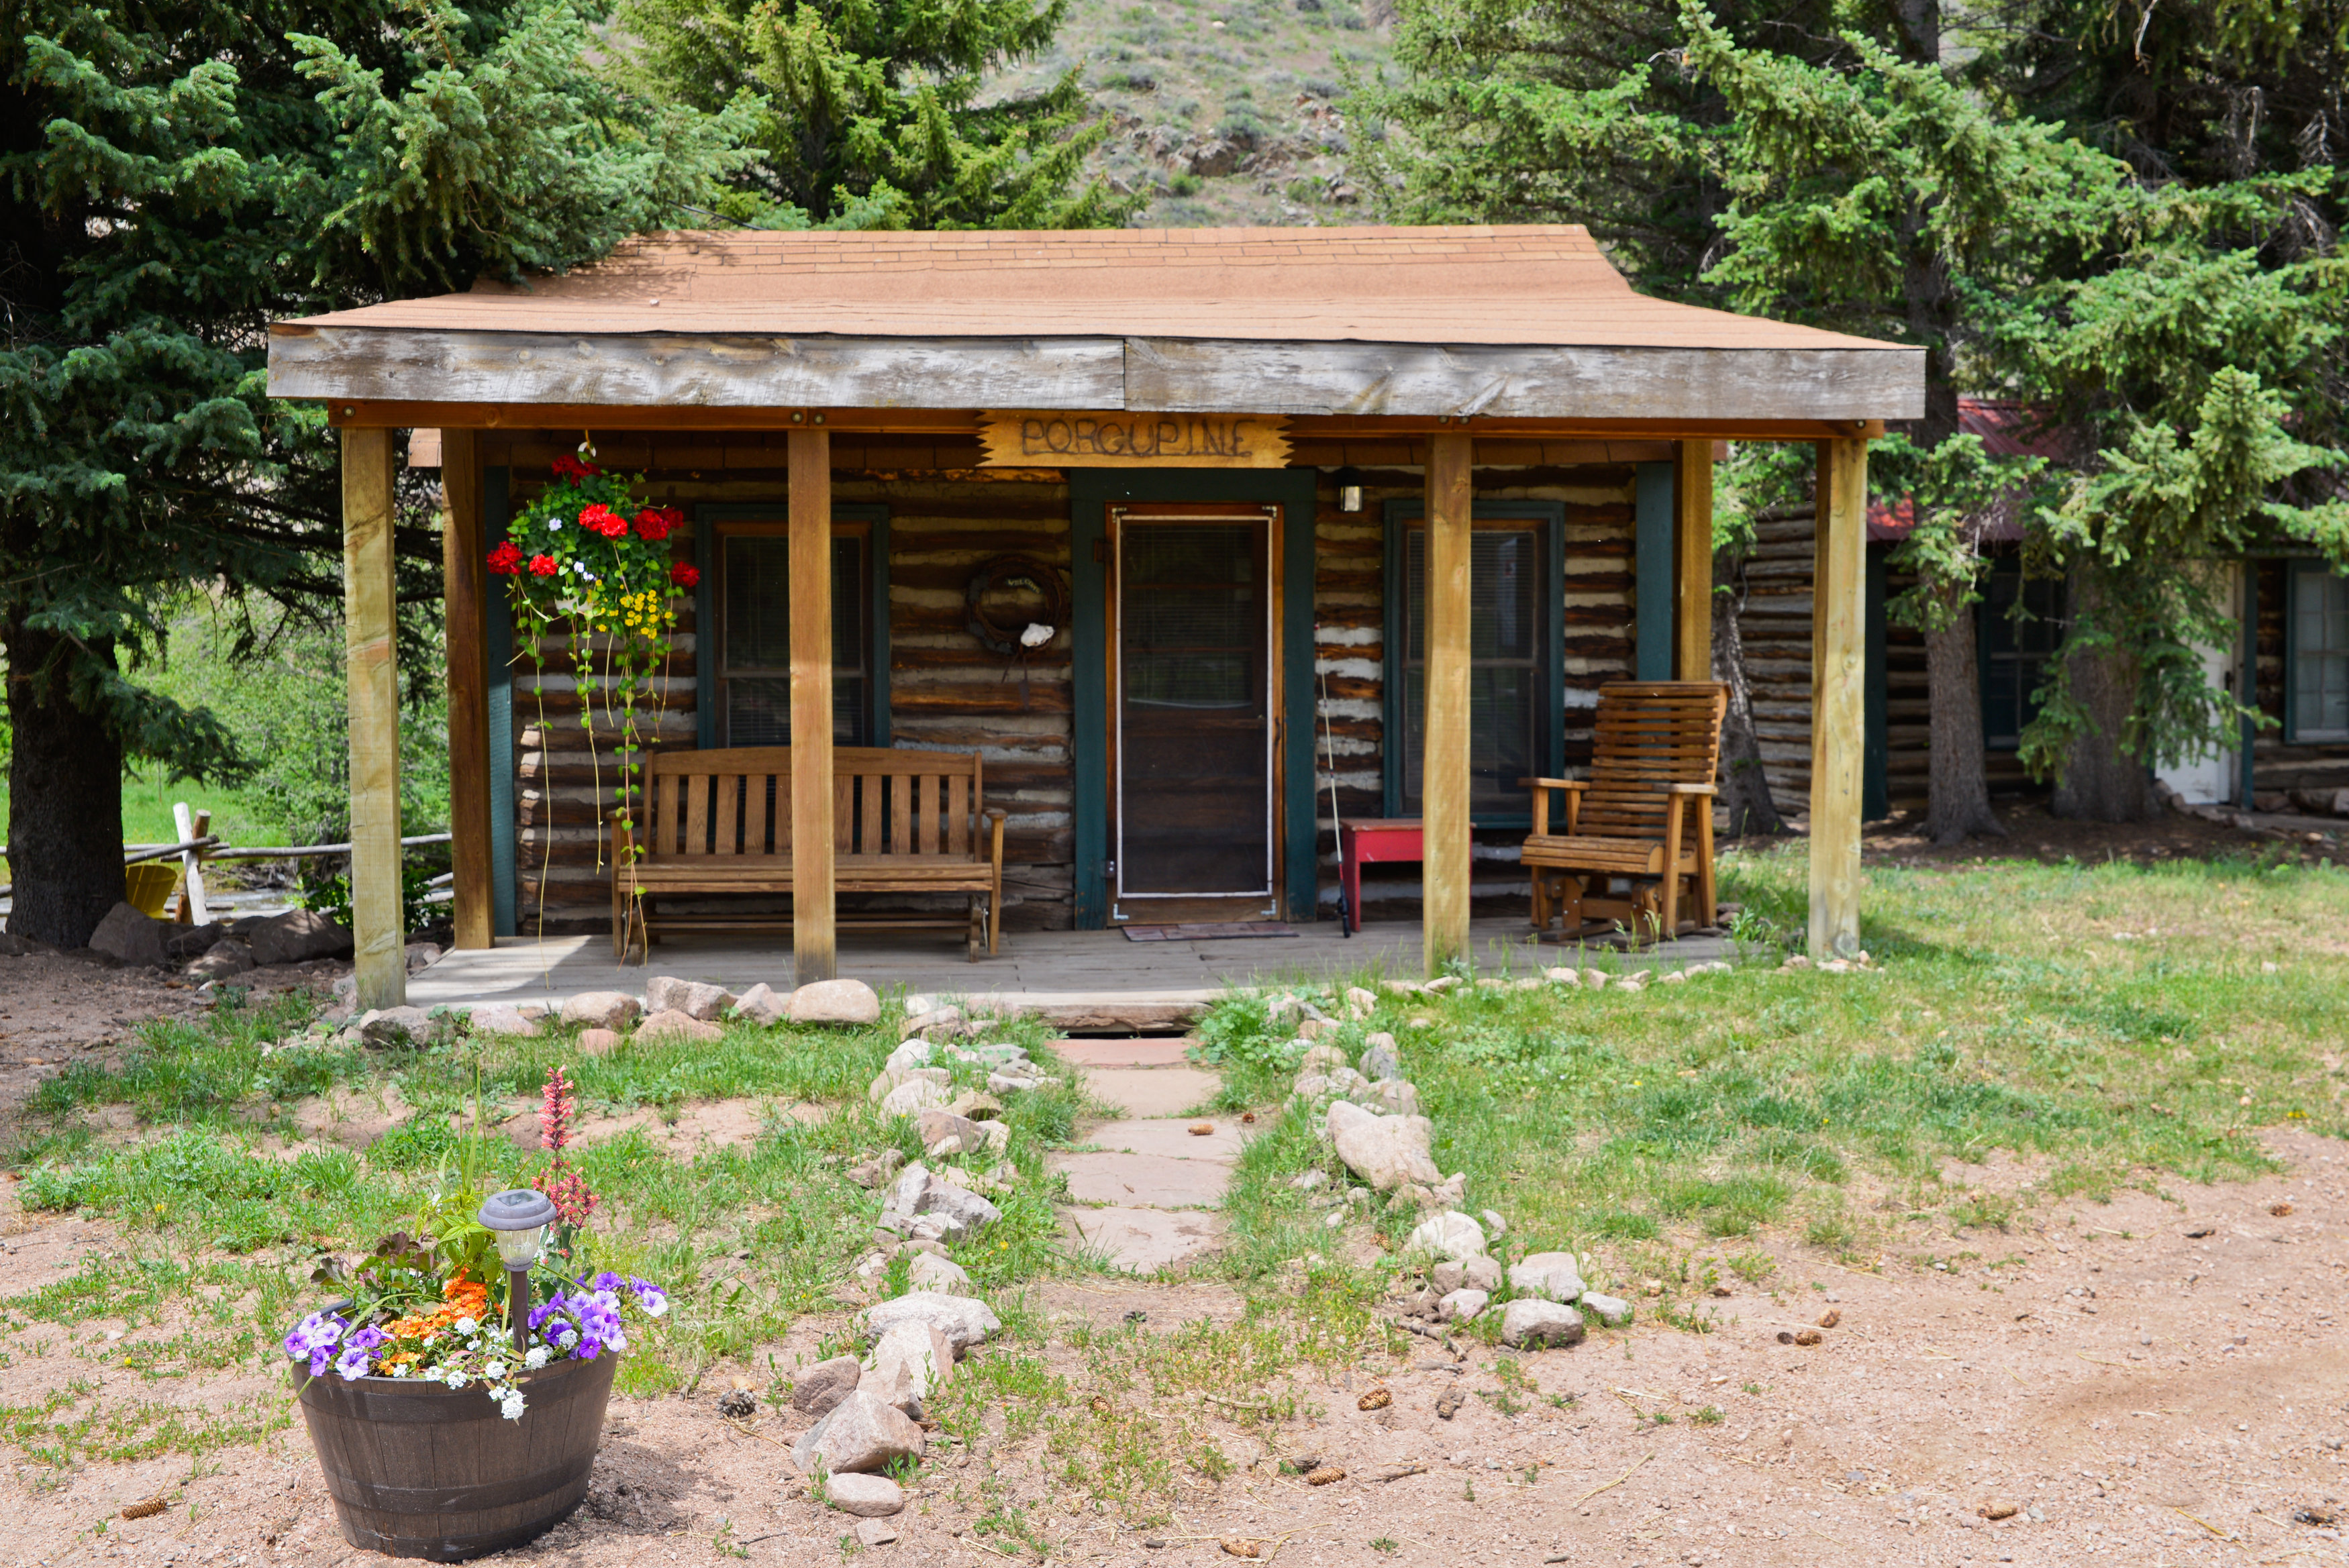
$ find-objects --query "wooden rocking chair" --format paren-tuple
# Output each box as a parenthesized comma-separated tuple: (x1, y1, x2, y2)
(1521, 681, 1728, 941)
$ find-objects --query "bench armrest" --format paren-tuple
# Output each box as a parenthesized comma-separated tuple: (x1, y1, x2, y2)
(1521, 777, 1587, 791)
(1523, 777, 1585, 837)
(1665, 783, 1717, 796)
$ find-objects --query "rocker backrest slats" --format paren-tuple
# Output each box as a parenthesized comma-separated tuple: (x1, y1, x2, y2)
(1559, 682, 1727, 841)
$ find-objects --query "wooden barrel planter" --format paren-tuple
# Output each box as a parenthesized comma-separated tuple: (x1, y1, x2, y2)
(294, 1351, 619, 1561)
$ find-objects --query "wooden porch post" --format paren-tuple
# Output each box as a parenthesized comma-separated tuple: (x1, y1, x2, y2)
(1423, 432, 1473, 974)
(1809, 437, 1867, 959)
(789, 427, 836, 982)
(1675, 440, 1714, 680)
(344, 427, 405, 1008)
(440, 429, 494, 951)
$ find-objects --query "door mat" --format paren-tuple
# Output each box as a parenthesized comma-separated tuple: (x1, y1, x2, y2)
(1122, 921, 1300, 942)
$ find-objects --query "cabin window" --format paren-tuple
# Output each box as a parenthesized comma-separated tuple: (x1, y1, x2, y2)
(2289, 563, 2349, 743)
(1978, 560, 2063, 751)
(1383, 501, 1565, 825)
(703, 509, 889, 747)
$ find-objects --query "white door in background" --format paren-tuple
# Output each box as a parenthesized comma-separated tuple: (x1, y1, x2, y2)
(2155, 561, 2242, 805)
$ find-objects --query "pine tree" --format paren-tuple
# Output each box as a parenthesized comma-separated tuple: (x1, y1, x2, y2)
(0, 0, 747, 947)
(613, 0, 1133, 228)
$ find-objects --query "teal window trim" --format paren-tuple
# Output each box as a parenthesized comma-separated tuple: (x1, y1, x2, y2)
(691, 503, 891, 750)
(2285, 556, 2349, 743)
(484, 466, 517, 938)
(1379, 498, 1567, 832)
(1634, 462, 1675, 680)
(1071, 468, 1319, 929)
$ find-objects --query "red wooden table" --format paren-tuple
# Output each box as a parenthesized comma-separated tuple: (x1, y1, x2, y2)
(1336, 817, 1427, 935)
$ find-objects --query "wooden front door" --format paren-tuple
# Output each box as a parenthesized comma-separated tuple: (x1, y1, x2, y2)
(1105, 503, 1282, 921)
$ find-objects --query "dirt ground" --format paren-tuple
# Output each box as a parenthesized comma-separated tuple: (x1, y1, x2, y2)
(8, 1129, 2349, 1567)
(1864, 796, 2346, 869)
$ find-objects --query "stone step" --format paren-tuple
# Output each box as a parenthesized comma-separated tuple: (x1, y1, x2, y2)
(1056, 1037, 1195, 1068)
(1081, 1066, 1221, 1118)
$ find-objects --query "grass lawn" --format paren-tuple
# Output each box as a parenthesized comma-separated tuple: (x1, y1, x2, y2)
(3, 838, 2344, 1488)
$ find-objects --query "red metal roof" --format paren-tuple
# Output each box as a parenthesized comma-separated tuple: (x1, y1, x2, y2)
(1867, 399, 2071, 540)
(285, 226, 1907, 352)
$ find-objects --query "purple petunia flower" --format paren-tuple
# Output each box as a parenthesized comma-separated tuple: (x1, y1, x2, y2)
(334, 1345, 375, 1381)
(285, 1311, 346, 1367)
(627, 1277, 668, 1318)
(588, 1271, 623, 1292)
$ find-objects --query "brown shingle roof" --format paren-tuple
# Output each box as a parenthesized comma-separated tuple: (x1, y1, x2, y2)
(286, 225, 1900, 352)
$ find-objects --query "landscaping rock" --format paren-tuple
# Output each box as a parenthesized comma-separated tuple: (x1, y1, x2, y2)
(907, 1252, 972, 1295)
(788, 978, 881, 1027)
(870, 1065, 952, 1103)
(560, 990, 642, 1031)
(866, 1320, 955, 1414)
(1358, 1035, 1401, 1081)
(878, 1163, 1001, 1241)
(577, 1027, 621, 1057)
(918, 1109, 985, 1158)
(1580, 968, 1607, 989)
(854, 1516, 899, 1547)
(903, 1005, 963, 1037)
(186, 939, 256, 980)
(845, 1151, 905, 1189)
(636, 1008, 725, 1044)
(1291, 1169, 1327, 1192)
(1299, 1043, 1350, 1075)
(646, 975, 734, 1021)
(1289, 1072, 1336, 1103)
(863, 1290, 1000, 1353)
(405, 941, 441, 973)
(791, 1389, 923, 1475)
(730, 982, 789, 1026)
(248, 908, 355, 965)
(1343, 985, 1379, 1021)
(987, 1067, 1050, 1095)
(1438, 1288, 1490, 1323)
(1541, 965, 1582, 986)
(1507, 1251, 1587, 1303)
(1430, 1261, 1466, 1295)
(823, 1473, 905, 1518)
(947, 1090, 1002, 1120)
(358, 1006, 436, 1047)
(879, 1075, 950, 1117)
(163, 922, 228, 964)
(1370, 1078, 1421, 1116)
(1326, 1100, 1442, 1192)
(1581, 1292, 1634, 1328)
(1501, 1299, 1587, 1349)
(89, 902, 170, 968)
(885, 1039, 934, 1074)
(1463, 1255, 1502, 1292)
(1479, 1208, 1508, 1237)
(468, 1004, 541, 1038)
(1405, 1211, 1487, 1263)
(791, 1355, 864, 1417)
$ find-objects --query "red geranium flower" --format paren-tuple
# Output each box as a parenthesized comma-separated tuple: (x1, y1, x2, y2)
(578, 503, 628, 538)
(486, 541, 524, 575)
(633, 507, 681, 542)
(550, 454, 599, 481)
(670, 561, 701, 589)
(528, 554, 559, 577)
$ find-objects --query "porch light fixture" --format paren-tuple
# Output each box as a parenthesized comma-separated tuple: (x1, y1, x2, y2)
(478, 1188, 558, 1355)
(1336, 467, 1363, 514)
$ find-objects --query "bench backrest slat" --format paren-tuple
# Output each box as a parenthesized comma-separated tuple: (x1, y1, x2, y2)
(638, 747, 987, 861)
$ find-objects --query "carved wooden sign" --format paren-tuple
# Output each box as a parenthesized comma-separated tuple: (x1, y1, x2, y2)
(979, 411, 1291, 468)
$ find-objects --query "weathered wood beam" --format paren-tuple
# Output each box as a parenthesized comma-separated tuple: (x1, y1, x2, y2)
(344, 427, 406, 1008)
(1809, 437, 1867, 960)
(1422, 432, 1473, 975)
(789, 428, 836, 983)
(1675, 440, 1715, 680)
(440, 429, 494, 951)
(270, 325, 1924, 424)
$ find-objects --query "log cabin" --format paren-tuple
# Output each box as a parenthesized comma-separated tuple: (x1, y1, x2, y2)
(266, 225, 1925, 1010)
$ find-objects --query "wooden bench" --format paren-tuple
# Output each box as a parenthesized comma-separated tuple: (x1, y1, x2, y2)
(611, 746, 1005, 962)
(1519, 681, 1727, 941)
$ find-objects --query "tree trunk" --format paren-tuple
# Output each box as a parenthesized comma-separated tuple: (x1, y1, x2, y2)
(2050, 560, 2156, 823)
(1710, 545, 1783, 837)
(1920, 576, 2005, 845)
(3, 619, 130, 948)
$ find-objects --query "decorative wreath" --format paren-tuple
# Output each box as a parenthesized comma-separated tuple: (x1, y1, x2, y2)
(964, 555, 1070, 657)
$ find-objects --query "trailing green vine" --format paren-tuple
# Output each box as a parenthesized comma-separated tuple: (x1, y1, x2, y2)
(490, 445, 696, 952)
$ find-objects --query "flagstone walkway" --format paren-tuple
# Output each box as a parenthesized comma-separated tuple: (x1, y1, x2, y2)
(1049, 1038, 1254, 1273)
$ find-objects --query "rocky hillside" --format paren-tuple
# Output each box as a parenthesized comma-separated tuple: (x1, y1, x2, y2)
(985, 0, 1399, 226)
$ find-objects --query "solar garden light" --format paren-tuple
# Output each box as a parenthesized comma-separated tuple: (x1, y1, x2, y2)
(477, 1189, 558, 1357)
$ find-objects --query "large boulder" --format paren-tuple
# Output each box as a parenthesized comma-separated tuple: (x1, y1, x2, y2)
(790, 1354, 864, 1417)
(1325, 1100, 1441, 1192)
(788, 978, 881, 1027)
(1507, 1251, 1587, 1303)
(185, 939, 256, 981)
(791, 1388, 923, 1475)
(646, 975, 734, 1021)
(89, 902, 169, 968)
(560, 990, 642, 1031)
(862, 1290, 1000, 1353)
(1405, 1211, 1487, 1263)
(1501, 1299, 1586, 1349)
(247, 908, 354, 966)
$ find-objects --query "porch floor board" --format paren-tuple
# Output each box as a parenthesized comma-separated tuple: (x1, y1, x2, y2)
(406, 919, 1736, 1021)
